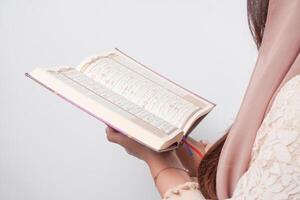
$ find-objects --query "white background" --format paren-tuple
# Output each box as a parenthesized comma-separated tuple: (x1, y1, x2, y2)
(0, 0, 257, 199)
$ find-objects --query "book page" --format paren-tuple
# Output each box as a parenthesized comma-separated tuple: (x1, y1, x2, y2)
(53, 68, 178, 136)
(78, 51, 208, 130)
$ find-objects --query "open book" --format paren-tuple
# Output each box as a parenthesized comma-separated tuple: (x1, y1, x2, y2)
(26, 48, 215, 152)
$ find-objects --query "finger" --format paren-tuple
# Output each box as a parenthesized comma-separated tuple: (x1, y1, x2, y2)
(125, 149, 133, 156)
(106, 126, 134, 139)
(106, 127, 119, 141)
(106, 131, 121, 144)
(105, 126, 118, 133)
(105, 127, 129, 145)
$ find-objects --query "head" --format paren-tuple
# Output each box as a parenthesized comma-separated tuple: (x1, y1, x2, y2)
(197, 0, 270, 199)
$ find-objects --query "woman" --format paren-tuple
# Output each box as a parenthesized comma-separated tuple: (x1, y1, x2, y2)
(106, 0, 300, 199)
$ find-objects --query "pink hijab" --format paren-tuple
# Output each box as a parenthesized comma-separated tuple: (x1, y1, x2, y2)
(216, 0, 300, 199)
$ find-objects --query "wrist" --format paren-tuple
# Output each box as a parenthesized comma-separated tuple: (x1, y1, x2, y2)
(145, 151, 184, 179)
(145, 151, 192, 197)
(145, 151, 179, 168)
(153, 166, 190, 185)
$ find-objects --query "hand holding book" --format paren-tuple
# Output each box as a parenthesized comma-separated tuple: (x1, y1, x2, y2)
(105, 126, 157, 161)
(105, 125, 208, 197)
(106, 125, 207, 176)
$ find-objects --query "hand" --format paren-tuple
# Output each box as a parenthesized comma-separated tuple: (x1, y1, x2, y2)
(105, 126, 184, 175)
(105, 126, 193, 196)
(176, 138, 211, 176)
(105, 126, 167, 162)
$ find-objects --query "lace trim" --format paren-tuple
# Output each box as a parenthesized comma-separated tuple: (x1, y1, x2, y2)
(163, 182, 200, 199)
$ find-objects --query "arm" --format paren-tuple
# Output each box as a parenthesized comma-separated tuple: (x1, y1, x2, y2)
(217, 1, 300, 194)
(105, 127, 205, 198)
(230, 77, 300, 199)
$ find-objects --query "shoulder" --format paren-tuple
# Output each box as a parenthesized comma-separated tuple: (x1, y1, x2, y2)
(262, 0, 300, 46)
(231, 75, 300, 199)
(266, 0, 300, 31)
(268, 0, 300, 12)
